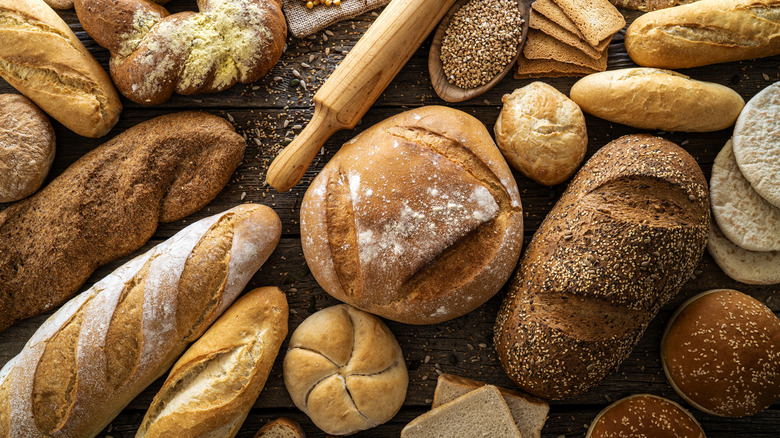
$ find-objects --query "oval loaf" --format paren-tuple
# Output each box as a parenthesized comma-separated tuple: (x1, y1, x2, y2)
(495, 135, 710, 399)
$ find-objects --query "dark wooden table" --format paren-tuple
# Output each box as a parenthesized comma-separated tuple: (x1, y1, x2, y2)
(1, 3, 778, 437)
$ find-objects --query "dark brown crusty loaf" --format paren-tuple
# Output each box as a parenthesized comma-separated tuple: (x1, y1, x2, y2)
(0, 112, 245, 333)
(495, 135, 709, 399)
(300, 106, 524, 325)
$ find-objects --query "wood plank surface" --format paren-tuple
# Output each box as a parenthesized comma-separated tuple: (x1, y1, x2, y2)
(1, 2, 778, 437)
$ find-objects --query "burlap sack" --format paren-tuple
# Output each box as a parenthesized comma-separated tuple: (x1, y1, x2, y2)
(282, 0, 389, 38)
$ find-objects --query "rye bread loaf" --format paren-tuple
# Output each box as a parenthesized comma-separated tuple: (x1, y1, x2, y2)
(300, 106, 524, 325)
(495, 134, 709, 399)
(0, 112, 245, 333)
(0, 204, 282, 438)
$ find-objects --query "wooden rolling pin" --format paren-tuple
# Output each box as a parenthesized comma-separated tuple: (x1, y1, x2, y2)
(266, 0, 457, 192)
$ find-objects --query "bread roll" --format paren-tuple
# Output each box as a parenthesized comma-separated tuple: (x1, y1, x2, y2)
(0, 204, 282, 438)
(625, 0, 780, 69)
(254, 418, 306, 438)
(0, 0, 122, 137)
(586, 394, 705, 437)
(570, 68, 745, 132)
(495, 135, 709, 399)
(662, 289, 780, 417)
(300, 106, 524, 324)
(495, 82, 587, 186)
(0, 112, 245, 333)
(137, 287, 289, 438)
(0, 94, 55, 202)
(283, 305, 407, 436)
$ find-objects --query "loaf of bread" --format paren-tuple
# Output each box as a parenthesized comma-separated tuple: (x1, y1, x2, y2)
(300, 106, 524, 324)
(495, 135, 710, 399)
(0, 112, 246, 333)
(254, 418, 306, 438)
(570, 68, 745, 132)
(74, 0, 286, 105)
(625, 0, 780, 69)
(137, 286, 288, 438)
(0, 0, 122, 137)
(586, 394, 705, 437)
(0, 204, 282, 438)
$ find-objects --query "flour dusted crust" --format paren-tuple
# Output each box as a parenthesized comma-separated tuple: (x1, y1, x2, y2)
(733, 81, 780, 208)
(495, 82, 587, 186)
(74, 0, 286, 105)
(283, 305, 407, 436)
(711, 139, 780, 251)
(300, 106, 524, 325)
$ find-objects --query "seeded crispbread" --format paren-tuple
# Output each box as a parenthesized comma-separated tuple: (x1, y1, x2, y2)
(523, 30, 608, 71)
(708, 221, 780, 285)
(732, 82, 780, 208)
(532, 0, 584, 39)
(530, 10, 602, 59)
(553, 0, 626, 47)
(711, 139, 780, 252)
(515, 55, 597, 79)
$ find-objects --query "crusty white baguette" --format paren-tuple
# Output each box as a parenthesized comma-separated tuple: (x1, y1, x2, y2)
(0, 0, 122, 137)
(0, 204, 282, 438)
(570, 68, 744, 132)
(137, 287, 289, 438)
(625, 0, 780, 69)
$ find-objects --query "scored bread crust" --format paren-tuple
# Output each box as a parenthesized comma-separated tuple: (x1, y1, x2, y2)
(300, 106, 523, 325)
(0, 204, 282, 438)
(0, 112, 246, 334)
(495, 134, 709, 400)
(137, 287, 289, 438)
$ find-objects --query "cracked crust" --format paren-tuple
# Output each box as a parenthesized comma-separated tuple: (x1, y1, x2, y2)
(300, 106, 524, 325)
(283, 305, 408, 436)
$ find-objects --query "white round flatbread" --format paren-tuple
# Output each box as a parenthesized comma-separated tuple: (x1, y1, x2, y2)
(732, 81, 780, 208)
(711, 139, 780, 251)
(708, 221, 780, 285)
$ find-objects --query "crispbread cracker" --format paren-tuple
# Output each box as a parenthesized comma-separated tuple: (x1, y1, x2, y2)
(532, 0, 584, 39)
(711, 139, 780, 251)
(515, 55, 596, 79)
(553, 0, 626, 47)
(708, 221, 780, 285)
(530, 10, 601, 59)
(523, 30, 608, 71)
(732, 82, 780, 208)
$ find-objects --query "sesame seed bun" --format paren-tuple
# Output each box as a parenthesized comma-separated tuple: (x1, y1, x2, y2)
(661, 289, 780, 417)
(586, 394, 705, 438)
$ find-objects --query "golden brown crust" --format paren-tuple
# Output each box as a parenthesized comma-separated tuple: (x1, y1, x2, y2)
(73, 0, 286, 105)
(625, 0, 780, 69)
(0, 112, 246, 333)
(0, 0, 122, 137)
(300, 106, 523, 324)
(586, 394, 705, 437)
(662, 289, 780, 417)
(495, 134, 709, 399)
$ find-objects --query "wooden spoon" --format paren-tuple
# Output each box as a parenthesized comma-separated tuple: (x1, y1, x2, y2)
(429, 0, 531, 102)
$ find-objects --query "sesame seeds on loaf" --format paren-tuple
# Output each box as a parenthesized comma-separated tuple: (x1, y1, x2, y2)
(495, 134, 709, 399)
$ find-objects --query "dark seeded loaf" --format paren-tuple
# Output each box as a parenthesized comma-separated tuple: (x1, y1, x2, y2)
(0, 112, 245, 333)
(495, 135, 709, 399)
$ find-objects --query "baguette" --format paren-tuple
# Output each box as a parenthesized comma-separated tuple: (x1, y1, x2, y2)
(570, 68, 744, 132)
(0, 0, 122, 137)
(0, 204, 282, 438)
(0, 112, 245, 334)
(495, 135, 709, 399)
(137, 287, 288, 438)
(625, 0, 780, 69)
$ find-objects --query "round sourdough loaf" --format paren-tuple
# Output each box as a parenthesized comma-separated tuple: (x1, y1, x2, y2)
(495, 134, 709, 399)
(662, 289, 780, 417)
(300, 106, 524, 324)
(586, 394, 705, 438)
(283, 305, 407, 436)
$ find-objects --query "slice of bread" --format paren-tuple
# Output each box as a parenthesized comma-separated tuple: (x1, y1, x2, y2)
(524, 30, 608, 71)
(532, 0, 584, 39)
(530, 10, 602, 59)
(402, 385, 521, 438)
(254, 418, 306, 438)
(553, 0, 626, 47)
(433, 374, 549, 438)
(515, 55, 598, 79)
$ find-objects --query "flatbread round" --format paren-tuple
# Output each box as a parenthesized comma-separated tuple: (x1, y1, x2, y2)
(732, 82, 780, 208)
(708, 221, 780, 285)
(711, 139, 780, 251)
